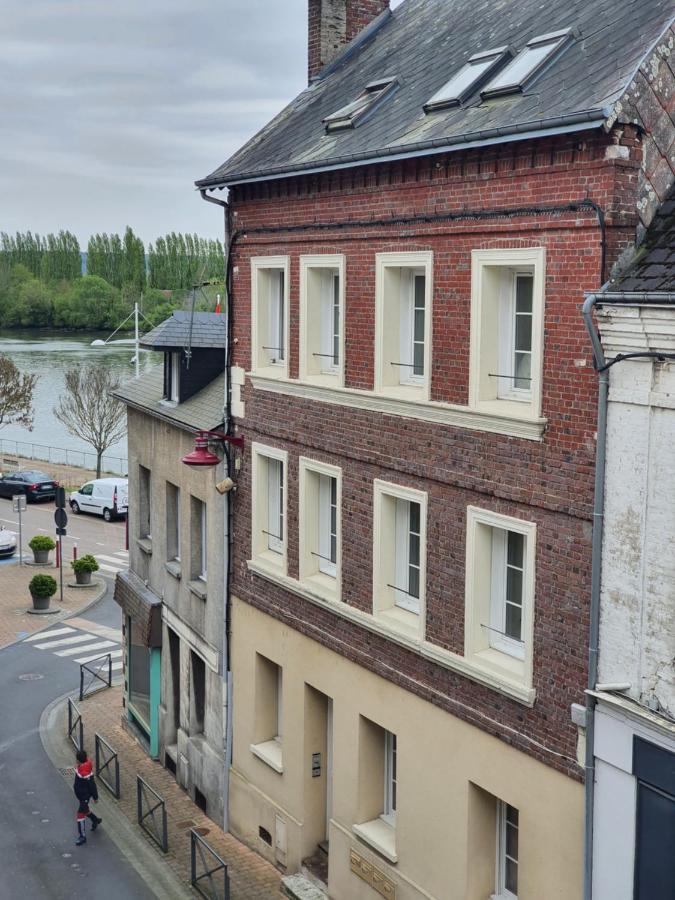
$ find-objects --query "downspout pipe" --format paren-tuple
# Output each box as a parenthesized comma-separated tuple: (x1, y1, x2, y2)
(200, 187, 234, 834)
(581, 292, 609, 900)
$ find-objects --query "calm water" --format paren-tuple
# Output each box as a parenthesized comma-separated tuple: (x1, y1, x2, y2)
(0, 330, 159, 472)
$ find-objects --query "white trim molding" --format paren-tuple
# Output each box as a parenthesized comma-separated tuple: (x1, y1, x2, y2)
(465, 506, 537, 695)
(249, 375, 546, 440)
(299, 254, 346, 387)
(469, 247, 546, 421)
(246, 558, 536, 705)
(298, 457, 342, 601)
(162, 605, 219, 673)
(250, 255, 290, 380)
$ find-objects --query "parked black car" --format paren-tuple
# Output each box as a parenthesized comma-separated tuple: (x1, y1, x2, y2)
(0, 470, 58, 502)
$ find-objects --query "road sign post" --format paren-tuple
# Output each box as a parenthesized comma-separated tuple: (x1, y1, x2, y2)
(12, 494, 26, 566)
(54, 506, 68, 603)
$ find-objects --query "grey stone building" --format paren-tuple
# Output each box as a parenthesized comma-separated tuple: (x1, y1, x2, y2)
(114, 311, 228, 826)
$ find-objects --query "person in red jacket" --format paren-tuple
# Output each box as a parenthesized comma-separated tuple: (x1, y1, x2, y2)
(73, 749, 102, 845)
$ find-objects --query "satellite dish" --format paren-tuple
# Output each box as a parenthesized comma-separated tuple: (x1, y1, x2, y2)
(91, 339, 106, 346)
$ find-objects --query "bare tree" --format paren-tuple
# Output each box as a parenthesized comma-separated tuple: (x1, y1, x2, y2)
(0, 354, 38, 430)
(54, 365, 126, 477)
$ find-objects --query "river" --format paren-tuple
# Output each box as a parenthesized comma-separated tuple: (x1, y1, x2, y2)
(0, 329, 159, 474)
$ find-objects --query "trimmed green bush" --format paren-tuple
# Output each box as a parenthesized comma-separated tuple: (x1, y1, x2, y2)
(71, 554, 99, 574)
(28, 534, 56, 552)
(29, 574, 57, 599)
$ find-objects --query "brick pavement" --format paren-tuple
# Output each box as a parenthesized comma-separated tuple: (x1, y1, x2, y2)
(73, 686, 282, 899)
(0, 562, 104, 648)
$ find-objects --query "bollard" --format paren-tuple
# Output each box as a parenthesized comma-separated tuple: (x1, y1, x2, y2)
(73, 544, 78, 561)
(55, 539, 60, 569)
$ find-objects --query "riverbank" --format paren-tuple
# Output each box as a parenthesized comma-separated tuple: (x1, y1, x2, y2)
(0, 456, 122, 489)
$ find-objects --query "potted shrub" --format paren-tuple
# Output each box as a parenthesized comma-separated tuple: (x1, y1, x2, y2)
(29, 574, 57, 611)
(71, 554, 99, 585)
(29, 534, 56, 565)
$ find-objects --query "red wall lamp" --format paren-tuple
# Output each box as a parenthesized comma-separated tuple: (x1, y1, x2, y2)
(182, 430, 245, 468)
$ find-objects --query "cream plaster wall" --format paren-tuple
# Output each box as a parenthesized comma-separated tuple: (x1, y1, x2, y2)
(229, 597, 584, 900)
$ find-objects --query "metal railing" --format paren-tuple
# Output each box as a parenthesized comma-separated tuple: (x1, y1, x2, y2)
(67, 697, 83, 750)
(137, 775, 168, 853)
(191, 829, 230, 900)
(79, 653, 113, 701)
(95, 733, 120, 799)
(0, 438, 127, 476)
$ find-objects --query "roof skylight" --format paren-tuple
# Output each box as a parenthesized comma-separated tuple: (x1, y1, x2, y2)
(481, 28, 576, 99)
(323, 77, 398, 132)
(424, 47, 513, 112)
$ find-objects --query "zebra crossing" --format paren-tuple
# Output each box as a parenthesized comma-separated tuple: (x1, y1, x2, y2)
(94, 548, 129, 576)
(24, 621, 124, 671)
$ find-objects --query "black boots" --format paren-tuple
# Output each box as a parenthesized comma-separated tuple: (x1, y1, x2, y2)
(89, 813, 102, 831)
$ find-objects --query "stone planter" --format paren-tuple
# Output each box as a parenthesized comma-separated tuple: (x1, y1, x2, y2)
(32, 549, 50, 565)
(74, 570, 92, 586)
(30, 592, 51, 611)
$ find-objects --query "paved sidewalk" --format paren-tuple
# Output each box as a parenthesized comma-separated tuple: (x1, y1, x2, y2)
(0, 562, 105, 648)
(72, 686, 282, 899)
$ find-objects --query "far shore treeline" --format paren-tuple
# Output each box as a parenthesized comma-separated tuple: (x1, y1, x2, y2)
(0, 227, 224, 330)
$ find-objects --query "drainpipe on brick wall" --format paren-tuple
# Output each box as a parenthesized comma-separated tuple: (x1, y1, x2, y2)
(581, 292, 608, 900)
(200, 187, 234, 833)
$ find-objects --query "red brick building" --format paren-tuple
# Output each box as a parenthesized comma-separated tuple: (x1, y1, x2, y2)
(197, 1, 675, 897)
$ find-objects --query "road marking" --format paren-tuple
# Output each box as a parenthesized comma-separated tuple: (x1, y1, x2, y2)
(111, 661, 123, 672)
(98, 563, 126, 574)
(24, 627, 76, 642)
(75, 648, 123, 664)
(95, 542, 106, 547)
(67, 618, 122, 642)
(33, 633, 95, 650)
(55, 640, 116, 657)
(96, 554, 130, 565)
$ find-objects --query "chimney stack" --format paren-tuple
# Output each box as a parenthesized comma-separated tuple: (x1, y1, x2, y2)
(308, 0, 390, 82)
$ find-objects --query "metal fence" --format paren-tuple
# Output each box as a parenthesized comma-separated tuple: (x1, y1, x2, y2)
(79, 653, 113, 702)
(137, 775, 168, 853)
(0, 439, 127, 476)
(95, 733, 120, 799)
(67, 697, 83, 751)
(191, 829, 230, 900)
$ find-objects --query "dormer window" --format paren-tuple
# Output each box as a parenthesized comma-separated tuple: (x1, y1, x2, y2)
(424, 47, 513, 112)
(481, 29, 576, 99)
(323, 77, 397, 132)
(164, 351, 181, 403)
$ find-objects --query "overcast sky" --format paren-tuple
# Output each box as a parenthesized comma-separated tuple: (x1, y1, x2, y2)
(2, 0, 404, 246)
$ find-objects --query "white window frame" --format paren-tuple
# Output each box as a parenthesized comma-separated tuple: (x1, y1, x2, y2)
(469, 248, 545, 419)
(299, 254, 345, 385)
(298, 457, 341, 600)
(373, 479, 427, 639)
(251, 443, 288, 573)
(465, 507, 536, 689)
(382, 730, 397, 828)
(266, 458, 284, 554)
(494, 801, 519, 899)
(199, 500, 207, 581)
(489, 529, 525, 660)
(169, 351, 180, 402)
(251, 256, 290, 379)
(398, 268, 427, 386)
(375, 251, 433, 400)
(394, 497, 422, 613)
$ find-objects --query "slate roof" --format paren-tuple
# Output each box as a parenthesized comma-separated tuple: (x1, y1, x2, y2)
(113, 366, 224, 432)
(610, 184, 675, 296)
(197, 0, 675, 188)
(140, 311, 226, 350)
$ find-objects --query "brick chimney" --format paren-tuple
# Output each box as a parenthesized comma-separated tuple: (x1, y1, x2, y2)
(308, 0, 389, 81)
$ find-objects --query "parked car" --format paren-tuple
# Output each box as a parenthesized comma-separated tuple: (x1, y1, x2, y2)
(69, 478, 128, 522)
(0, 528, 17, 559)
(0, 470, 58, 502)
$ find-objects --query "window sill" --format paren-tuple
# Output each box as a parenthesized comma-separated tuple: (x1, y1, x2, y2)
(247, 560, 536, 706)
(376, 383, 428, 403)
(301, 571, 339, 603)
(137, 537, 152, 556)
(250, 553, 286, 577)
(249, 374, 546, 441)
(165, 560, 182, 580)
(159, 398, 179, 408)
(250, 739, 283, 774)
(352, 819, 398, 864)
(469, 647, 526, 682)
(302, 372, 343, 388)
(376, 606, 421, 640)
(188, 580, 207, 601)
(251, 364, 288, 382)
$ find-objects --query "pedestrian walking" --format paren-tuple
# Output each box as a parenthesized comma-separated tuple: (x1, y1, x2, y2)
(73, 748, 102, 845)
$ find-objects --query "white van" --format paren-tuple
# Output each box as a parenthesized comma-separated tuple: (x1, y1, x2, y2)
(70, 478, 128, 522)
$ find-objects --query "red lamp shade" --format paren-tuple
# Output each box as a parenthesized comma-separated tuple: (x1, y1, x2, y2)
(182, 433, 221, 467)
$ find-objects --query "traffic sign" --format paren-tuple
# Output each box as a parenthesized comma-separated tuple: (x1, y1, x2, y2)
(12, 494, 26, 513)
(55, 487, 66, 509)
(54, 507, 68, 530)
